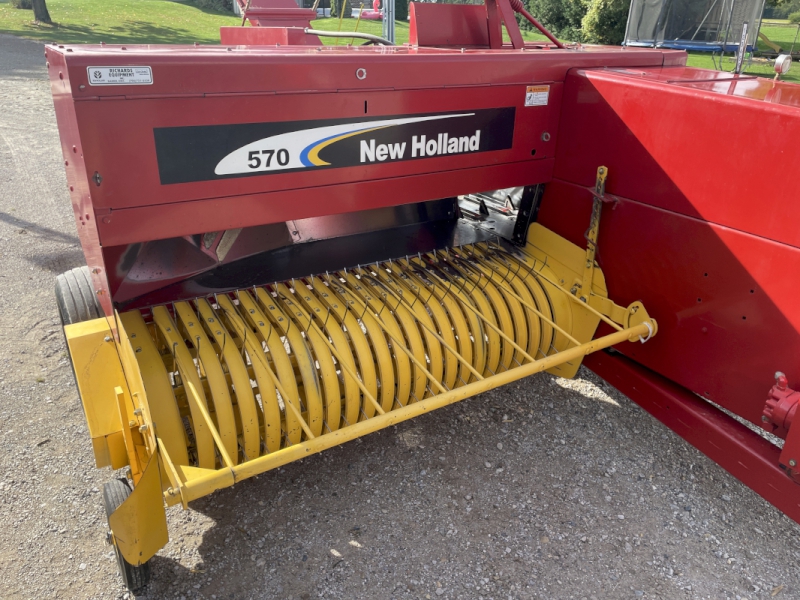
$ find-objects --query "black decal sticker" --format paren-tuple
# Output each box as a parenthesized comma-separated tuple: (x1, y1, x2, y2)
(154, 108, 516, 185)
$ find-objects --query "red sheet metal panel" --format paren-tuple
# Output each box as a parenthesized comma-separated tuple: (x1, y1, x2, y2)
(220, 26, 321, 46)
(73, 84, 561, 214)
(552, 67, 800, 248)
(409, 3, 490, 48)
(53, 45, 677, 99)
(47, 43, 680, 252)
(539, 181, 800, 430)
(45, 48, 112, 317)
(539, 66, 800, 432)
(99, 160, 553, 246)
(45, 41, 683, 321)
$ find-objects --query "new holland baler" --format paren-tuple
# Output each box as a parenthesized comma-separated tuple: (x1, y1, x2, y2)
(45, 0, 800, 590)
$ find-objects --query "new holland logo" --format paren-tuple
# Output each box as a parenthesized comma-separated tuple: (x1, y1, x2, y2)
(215, 114, 474, 176)
(153, 108, 515, 185)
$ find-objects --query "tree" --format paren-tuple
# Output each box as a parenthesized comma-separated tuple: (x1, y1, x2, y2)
(582, 0, 629, 45)
(330, 0, 353, 19)
(32, 0, 52, 24)
(523, 0, 586, 42)
(396, 0, 408, 22)
(523, 0, 632, 44)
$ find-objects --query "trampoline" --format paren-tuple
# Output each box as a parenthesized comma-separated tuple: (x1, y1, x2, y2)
(624, 0, 765, 53)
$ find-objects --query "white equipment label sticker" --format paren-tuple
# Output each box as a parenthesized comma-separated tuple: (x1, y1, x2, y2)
(87, 66, 153, 86)
(525, 85, 550, 107)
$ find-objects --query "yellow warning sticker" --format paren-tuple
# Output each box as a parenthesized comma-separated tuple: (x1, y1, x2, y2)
(525, 85, 550, 107)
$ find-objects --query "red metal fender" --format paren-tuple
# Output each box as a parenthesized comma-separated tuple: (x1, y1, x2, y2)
(584, 350, 800, 524)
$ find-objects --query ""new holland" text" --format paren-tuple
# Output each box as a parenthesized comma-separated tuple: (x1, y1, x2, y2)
(360, 130, 481, 163)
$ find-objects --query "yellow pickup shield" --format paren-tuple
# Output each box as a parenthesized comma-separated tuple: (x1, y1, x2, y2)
(108, 455, 168, 565)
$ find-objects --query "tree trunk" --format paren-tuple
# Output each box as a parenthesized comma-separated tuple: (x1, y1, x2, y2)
(31, 0, 52, 24)
(331, 0, 352, 18)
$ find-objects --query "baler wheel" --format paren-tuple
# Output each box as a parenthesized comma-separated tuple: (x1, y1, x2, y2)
(103, 478, 151, 591)
(55, 266, 101, 325)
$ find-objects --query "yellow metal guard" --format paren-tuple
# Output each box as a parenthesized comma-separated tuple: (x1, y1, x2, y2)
(66, 223, 656, 564)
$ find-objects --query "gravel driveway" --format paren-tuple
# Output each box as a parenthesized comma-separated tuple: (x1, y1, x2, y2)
(1, 32, 799, 600)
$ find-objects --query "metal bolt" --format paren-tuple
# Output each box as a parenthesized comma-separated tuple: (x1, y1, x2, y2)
(791, 459, 797, 467)
(139, 424, 148, 433)
(128, 420, 136, 428)
(133, 408, 143, 416)
(541, 132, 551, 142)
(104, 336, 111, 342)
(762, 415, 770, 423)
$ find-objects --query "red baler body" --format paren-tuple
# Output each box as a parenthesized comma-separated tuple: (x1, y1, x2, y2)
(47, 0, 800, 526)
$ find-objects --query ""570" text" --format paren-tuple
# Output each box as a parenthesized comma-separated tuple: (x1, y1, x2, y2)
(248, 149, 289, 169)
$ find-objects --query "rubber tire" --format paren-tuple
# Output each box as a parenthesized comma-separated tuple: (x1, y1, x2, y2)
(55, 266, 102, 325)
(103, 478, 151, 592)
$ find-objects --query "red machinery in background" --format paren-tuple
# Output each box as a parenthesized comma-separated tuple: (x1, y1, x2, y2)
(46, 0, 800, 590)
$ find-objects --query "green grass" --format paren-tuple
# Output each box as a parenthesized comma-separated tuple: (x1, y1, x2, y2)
(686, 46, 800, 83)
(0, 0, 240, 44)
(0, 0, 547, 45)
(757, 23, 800, 53)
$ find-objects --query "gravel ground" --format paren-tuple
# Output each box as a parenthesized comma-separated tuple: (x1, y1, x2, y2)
(2, 33, 800, 600)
